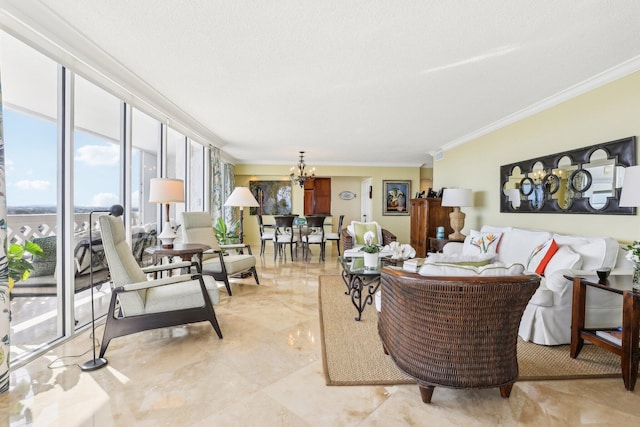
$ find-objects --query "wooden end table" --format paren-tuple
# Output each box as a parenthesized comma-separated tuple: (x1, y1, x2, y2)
(569, 275, 640, 391)
(145, 243, 210, 266)
(428, 237, 463, 253)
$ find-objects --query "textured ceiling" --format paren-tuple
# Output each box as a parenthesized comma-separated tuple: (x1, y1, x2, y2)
(3, 0, 640, 167)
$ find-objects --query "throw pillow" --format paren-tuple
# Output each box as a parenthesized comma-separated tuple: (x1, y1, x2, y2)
(353, 222, 380, 245)
(526, 238, 559, 275)
(462, 230, 503, 256)
(544, 245, 583, 273)
(426, 252, 495, 267)
(419, 262, 525, 277)
(30, 235, 57, 277)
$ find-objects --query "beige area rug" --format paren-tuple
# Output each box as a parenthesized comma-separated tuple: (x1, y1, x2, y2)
(318, 275, 622, 386)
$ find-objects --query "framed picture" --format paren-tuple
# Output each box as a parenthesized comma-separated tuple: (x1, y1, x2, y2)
(249, 181, 292, 215)
(383, 180, 411, 215)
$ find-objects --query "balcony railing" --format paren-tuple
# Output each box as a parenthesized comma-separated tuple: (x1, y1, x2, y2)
(7, 213, 92, 243)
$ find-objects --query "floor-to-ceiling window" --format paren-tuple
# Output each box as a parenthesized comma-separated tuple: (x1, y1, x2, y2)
(73, 75, 122, 326)
(1, 32, 62, 362)
(189, 140, 205, 211)
(167, 128, 187, 224)
(132, 108, 161, 254)
(1, 28, 211, 365)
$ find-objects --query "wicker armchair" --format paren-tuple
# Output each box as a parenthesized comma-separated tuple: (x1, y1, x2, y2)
(341, 227, 397, 251)
(378, 268, 539, 404)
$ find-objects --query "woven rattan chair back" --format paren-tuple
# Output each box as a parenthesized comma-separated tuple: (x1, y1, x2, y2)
(378, 268, 539, 404)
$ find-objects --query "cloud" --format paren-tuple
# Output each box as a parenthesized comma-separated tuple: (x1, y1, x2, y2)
(15, 179, 51, 191)
(91, 192, 119, 207)
(75, 144, 120, 166)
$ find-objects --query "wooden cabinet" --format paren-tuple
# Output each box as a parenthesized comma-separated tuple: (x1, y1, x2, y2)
(410, 198, 453, 258)
(304, 178, 331, 215)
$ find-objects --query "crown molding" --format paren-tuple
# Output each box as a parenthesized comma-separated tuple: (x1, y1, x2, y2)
(432, 54, 640, 155)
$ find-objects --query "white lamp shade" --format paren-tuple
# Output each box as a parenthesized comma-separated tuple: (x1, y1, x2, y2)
(441, 188, 473, 207)
(619, 165, 640, 207)
(148, 178, 185, 203)
(224, 186, 260, 207)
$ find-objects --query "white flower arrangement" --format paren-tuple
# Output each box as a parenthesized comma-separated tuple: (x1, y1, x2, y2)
(625, 241, 640, 263)
(360, 230, 380, 254)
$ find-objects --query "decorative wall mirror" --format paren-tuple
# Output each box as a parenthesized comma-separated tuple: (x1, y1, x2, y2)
(500, 136, 636, 214)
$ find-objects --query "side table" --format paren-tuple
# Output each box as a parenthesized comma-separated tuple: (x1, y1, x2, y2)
(428, 237, 463, 253)
(569, 275, 640, 391)
(338, 256, 383, 321)
(145, 243, 210, 266)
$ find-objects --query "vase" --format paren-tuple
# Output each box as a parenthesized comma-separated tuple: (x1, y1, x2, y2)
(363, 252, 378, 270)
(634, 264, 640, 292)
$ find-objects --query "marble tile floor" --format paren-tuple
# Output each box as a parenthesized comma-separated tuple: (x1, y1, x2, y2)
(2, 245, 640, 426)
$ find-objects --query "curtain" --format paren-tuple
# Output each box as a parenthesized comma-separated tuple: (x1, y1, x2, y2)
(0, 71, 10, 393)
(210, 147, 222, 222)
(224, 162, 236, 227)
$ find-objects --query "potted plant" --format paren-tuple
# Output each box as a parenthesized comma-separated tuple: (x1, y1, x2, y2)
(359, 231, 380, 270)
(213, 217, 240, 246)
(2, 240, 44, 294)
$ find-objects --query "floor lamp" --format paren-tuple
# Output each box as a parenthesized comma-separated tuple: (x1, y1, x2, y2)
(224, 187, 260, 243)
(80, 204, 123, 372)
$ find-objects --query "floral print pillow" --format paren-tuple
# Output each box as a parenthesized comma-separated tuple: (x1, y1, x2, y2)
(462, 231, 503, 256)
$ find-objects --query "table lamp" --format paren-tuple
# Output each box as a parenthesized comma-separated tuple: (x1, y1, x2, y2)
(149, 178, 185, 248)
(224, 187, 260, 243)
(441, 188, 473, 241)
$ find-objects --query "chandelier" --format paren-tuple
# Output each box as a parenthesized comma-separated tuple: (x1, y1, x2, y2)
(289, 151, 315, 188)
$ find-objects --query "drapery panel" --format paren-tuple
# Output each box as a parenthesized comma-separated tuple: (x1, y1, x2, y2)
(210, 147, 222, 222)
(224, 163, 236, 227)
(0, 71, 10, 393)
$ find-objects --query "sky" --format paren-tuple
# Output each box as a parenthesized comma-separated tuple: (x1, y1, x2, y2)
(4, 109, 138, 208)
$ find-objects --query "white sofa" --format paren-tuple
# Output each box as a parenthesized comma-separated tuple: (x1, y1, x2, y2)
(441, 225, 632, 345)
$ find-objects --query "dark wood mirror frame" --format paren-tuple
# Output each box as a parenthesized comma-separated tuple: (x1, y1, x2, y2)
(500, 136, 636, 214)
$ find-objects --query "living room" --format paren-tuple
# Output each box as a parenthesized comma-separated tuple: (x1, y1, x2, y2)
(3, 2, 640, 425)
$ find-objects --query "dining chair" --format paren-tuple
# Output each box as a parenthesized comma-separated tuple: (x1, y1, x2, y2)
(273, 215, 299, 261)
(257, 214, 275, 256)
(301, 215, 326, 261)
(325, 214, 344, 256)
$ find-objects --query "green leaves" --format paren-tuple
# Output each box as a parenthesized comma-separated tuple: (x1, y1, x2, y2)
(7, 240, 43, 283)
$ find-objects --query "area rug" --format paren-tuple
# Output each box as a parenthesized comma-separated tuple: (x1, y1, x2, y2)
(318, 275, 621, 386)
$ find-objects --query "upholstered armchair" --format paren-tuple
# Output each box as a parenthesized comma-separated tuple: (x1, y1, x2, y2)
(180, 211, 259, 296)
(341, 220, 397, 251)
(98, 215, 223, 358)
(378, 267, 539, 403)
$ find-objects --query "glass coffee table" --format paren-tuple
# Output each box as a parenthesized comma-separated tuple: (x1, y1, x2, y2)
(338, 256, 383, 321)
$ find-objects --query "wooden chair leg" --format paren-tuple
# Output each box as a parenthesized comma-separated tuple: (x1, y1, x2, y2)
(419, 385, 435, 403)
(499, 384, 513, 398)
